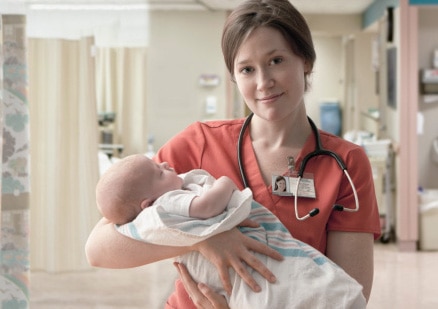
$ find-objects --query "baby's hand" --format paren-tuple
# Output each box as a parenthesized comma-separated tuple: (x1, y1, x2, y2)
(189, 176, 238, 219)
(238, 218, 259, 228)
(216, 176, 239, 191)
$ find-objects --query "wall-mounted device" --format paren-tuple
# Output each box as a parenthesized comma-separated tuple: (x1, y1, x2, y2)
(386, 7, 394, 43)
(420, 69, 438, 94)
(205, 95, 217, 114)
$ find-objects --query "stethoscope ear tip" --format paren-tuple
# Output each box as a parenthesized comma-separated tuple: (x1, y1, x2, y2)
(310, 208, 319, 217)
(333, 204, 344, 211)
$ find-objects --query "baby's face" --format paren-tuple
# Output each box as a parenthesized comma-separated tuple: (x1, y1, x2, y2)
(144, 159, 183, 199)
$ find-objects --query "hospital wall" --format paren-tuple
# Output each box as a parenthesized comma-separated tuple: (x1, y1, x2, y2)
(2, 1, 437, 256)
(146, 10, 227, 149)
(0, 7, 385, 284)
(417, 8, 438, 189)
(144, 5, 438, 249)
(7, 6, 377, 157)
(380, 2, 438, 249)
(383, 6, 438, 195)
(145, 10, 376, 150)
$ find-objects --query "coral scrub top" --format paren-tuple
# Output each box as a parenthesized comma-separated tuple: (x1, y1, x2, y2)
(156, 118, 381, 309)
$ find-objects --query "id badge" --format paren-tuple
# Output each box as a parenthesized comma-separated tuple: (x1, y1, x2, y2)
(272, 174, 316, 198)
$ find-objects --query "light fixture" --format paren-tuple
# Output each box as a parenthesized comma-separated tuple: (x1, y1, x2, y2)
(28, 3, 150, 10)
(28, 3, 205, 11)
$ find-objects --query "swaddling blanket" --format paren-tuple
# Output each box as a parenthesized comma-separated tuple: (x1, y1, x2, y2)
(117, 170, 253, 246)
(117, 170, 366, 308)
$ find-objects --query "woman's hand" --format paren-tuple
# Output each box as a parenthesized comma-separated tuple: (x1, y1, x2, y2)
(191, 228, 283, 294)
(237, 218, 259, 228)
(175, 262, 229, 309)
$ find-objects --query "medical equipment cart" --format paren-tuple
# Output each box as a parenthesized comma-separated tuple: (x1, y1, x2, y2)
(364, 140, 394, 243)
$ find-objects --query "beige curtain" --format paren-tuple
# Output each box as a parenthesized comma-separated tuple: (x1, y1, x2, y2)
(28, 37, 101, 272)
(96, 47, 148, 156)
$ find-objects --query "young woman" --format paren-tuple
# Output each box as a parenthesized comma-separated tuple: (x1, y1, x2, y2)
(86, 1, 381, 308)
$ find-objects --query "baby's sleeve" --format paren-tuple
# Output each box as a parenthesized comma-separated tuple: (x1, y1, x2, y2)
(155, 190, 196, 217)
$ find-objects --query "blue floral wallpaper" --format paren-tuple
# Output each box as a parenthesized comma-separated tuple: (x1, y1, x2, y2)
(1, 15, 30, 308)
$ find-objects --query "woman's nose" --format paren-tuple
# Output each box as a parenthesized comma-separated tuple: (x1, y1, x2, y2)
(257, 69, 274, 91)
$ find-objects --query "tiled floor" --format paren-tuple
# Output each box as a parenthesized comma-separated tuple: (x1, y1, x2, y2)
(30, 243, 438, 309)
(30, 259, 177, 309)
(367, 243, 438, 309)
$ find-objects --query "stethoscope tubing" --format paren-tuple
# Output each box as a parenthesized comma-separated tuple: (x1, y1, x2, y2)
(237, 113, 359, 220)
(237, 113, 253, 188)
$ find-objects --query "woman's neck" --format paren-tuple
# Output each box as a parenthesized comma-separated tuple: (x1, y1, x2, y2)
(248, 112, 312, 185)
(249, 112, 311, 150)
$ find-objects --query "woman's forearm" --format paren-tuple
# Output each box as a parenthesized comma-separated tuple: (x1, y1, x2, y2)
(326, 231, 374, 302)
(85, 217, 189, 268)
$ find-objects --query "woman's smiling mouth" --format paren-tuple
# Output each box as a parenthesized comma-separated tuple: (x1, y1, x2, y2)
(258, 93, 283, 103)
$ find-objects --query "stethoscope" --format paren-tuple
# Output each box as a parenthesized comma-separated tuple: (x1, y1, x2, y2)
(237, 113, 359, 221)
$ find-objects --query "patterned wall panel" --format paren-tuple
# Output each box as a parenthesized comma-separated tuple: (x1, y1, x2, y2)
(0, 15, 30, 308)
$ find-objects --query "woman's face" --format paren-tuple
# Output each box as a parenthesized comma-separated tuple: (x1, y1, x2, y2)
(276, 178, 286, 192)
(233, 26, 308, 122)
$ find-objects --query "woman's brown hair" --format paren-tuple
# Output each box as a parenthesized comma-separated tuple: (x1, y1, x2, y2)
(221, 0, 316, 89)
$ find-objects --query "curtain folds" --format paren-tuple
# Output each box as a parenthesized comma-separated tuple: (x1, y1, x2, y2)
(28, 37, 100, 272)
(96, 47, 148, 156)
(27, 39, 147, 272)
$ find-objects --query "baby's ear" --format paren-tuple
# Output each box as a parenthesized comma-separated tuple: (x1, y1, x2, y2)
(140, 198, 152, 210)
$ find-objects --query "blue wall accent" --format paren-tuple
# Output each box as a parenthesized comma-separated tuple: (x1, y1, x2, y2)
(363, 0, 399, 29)
(410, 0, 438, 4)
(363, 0, 438, 29)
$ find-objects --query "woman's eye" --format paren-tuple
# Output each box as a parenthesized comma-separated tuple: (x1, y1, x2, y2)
(271, 57, 283, 65)
(240, 66, 253, 74)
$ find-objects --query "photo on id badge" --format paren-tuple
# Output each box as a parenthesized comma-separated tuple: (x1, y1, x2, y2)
(271, 174, 316, 198)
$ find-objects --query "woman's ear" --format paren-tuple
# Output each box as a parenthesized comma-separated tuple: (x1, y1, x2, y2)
(304, 61, 312, 74)
(140, 198, 152, 210)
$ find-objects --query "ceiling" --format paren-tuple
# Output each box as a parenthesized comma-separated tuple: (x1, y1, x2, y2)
(15, 0, 375, 14)
(187, 0, 374, 14)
